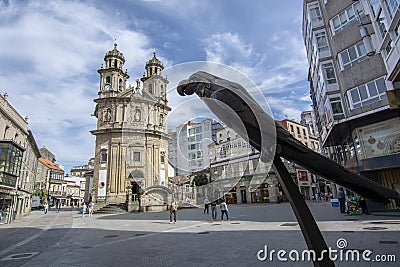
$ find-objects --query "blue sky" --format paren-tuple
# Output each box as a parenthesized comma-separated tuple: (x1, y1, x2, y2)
(0, 0, 311, 173)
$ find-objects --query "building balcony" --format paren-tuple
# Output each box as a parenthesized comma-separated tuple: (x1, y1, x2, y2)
(0, 140, 25, 188)
(385, 34, 400, 83)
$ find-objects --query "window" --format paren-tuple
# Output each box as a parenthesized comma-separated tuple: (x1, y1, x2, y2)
(315, 32, 329, 53)
(161, 155, 165, 164)
(133, 152, 140, 162)
(188, 128, 196, 135)
(160, 84, 164, 96)
(369, 0, 381, 17)
(290, 125, 294, 132)
(159, 114, 164, 126)
(330, 1, 364, 34)
(384, 40, 393, 56)
(188, 136, 195, 142)
(377, 10, 388, 38)
(338, 42, 367, 69)
(385, 0, 399, 18)
(101, 150, 108, 163)
(309, 2, 322, 23)
(329, 96, 345, 120)
(188, 144, 196, 150)
(195, 126, 202, 133)
(395, 21, 400, 37)
(347, 77, 387, 109)
(196, 134, 202, 141)
(322, 62, 337, 84)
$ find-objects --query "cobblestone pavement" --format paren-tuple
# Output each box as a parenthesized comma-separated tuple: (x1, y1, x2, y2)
(0, 202, 399, 267)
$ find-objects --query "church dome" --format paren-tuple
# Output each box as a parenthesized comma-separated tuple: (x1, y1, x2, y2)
(104, 43, 125, 63)
(145, 51, 164, 70)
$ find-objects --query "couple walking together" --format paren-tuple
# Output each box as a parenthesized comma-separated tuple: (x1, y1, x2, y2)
(204, 197, 229, 221)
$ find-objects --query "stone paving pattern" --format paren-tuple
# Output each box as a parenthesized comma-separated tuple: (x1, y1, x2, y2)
(0, 202, 399, 267)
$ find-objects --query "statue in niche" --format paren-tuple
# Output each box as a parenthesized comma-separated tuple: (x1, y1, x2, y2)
(132, 109, 141, 122)
(103, 108, 112, 123)
(159, 114, 164, 126)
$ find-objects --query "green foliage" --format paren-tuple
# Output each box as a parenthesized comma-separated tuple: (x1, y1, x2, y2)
(34, 189, 47, 197)
(192, 174, 208, 187)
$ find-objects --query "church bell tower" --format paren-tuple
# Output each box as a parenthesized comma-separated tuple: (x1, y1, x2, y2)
(97, 42, 129, 97)
(91, 43, 171, 212)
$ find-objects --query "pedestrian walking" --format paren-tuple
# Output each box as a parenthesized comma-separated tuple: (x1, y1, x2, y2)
(44, 202, 48, 214)
(56, 199, 61, 213)
(210, 200, 217, 220)
(220, 199, 229, 221)
(82, 202, 87, 218)
(203, 197, 209, 214)
(337, 188, 346, 213)
(314, 192, 320, 202)
(169, 200, 178, 224)
(88, 202, 94, 217)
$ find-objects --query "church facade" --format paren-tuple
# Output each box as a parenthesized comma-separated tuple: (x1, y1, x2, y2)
(91, 43, 171, 211)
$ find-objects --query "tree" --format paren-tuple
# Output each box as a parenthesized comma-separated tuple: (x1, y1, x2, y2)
(192, 174, 208, 187)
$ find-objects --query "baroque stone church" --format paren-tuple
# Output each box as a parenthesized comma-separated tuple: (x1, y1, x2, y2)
(90, 42, 171, 212)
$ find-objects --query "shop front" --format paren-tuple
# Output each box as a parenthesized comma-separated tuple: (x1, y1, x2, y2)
(251, 183, 269, 203)
(0, 140, 25, 224)
(224, 187, 237, 204)
(0, 192, 12, 224)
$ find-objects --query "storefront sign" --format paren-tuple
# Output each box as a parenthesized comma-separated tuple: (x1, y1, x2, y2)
(297, 170, 310, 186)
(357, 117, 400, 159)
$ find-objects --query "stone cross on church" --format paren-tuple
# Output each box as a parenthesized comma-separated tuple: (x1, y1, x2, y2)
(90, 42, 171, 212)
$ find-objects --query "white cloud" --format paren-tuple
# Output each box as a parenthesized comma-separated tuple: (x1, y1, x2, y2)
(204, 32, 254, 64)
(201, 30, 310, 121)
(267, 97, 311, 122)
(0, 0, 155, 171)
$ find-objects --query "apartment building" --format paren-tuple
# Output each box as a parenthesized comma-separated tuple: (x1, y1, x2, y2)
(208, 126, 280, 204)
(303, 0, 400, 209)
(169, 119, 221, 175)
(276, 119, 324, 199)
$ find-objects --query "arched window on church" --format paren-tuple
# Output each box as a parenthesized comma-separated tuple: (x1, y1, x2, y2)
(149, 84, 153, 94)
(106, 76, 111, 84)
(119, 78, 123, 90)
(159, 114, 164, 126)
(114, 59, 117, 68)
(160, 84, 164, 96)
(108, 60, 111, 68)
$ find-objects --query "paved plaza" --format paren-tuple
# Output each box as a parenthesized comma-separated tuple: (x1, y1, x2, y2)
(0, 202, 399, 267)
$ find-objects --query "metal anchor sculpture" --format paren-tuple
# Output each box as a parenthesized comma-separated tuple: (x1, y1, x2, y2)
(177, 71, 399, 267)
